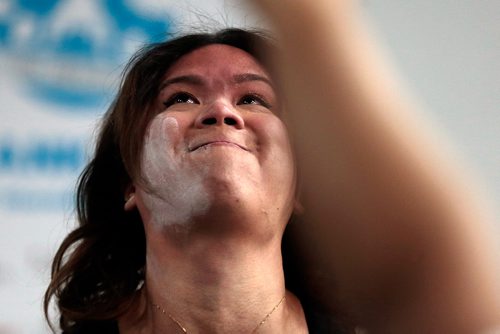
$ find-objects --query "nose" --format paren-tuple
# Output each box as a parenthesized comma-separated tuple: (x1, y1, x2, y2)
(194, 101, 245, 129)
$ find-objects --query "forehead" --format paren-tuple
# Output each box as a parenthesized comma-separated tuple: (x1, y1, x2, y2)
(163, 44, 269, 80)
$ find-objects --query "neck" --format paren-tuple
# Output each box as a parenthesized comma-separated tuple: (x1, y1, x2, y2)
(119, 223, 307, 333)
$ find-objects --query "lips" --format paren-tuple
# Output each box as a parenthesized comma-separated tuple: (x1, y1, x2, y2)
(189, 139, 249, 152)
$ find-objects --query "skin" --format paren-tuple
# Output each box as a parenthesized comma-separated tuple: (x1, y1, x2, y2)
(137, 114, 211, 227)
(119, 1, 500, 331)
(250, 0, 500, 332)
(120, 44, 307, 333)
(128, 44, 296, 234)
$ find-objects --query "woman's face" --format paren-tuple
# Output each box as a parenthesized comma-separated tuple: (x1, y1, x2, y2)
(132, 44, 296, 230)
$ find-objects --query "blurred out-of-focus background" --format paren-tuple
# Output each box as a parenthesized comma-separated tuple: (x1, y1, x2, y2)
(0, 0, 498, 332)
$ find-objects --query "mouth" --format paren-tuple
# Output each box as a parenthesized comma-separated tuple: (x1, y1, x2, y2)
(189, 140, 249, 152)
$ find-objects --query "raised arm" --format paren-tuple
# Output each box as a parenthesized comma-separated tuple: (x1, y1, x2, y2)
(251, 0, 500, 332)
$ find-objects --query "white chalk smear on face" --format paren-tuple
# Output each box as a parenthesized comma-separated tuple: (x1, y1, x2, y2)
(139, 114, 211, 228)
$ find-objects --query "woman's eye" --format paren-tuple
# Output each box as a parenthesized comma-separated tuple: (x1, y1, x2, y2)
(163, 92, 198, 108)
(238, 94, 271, 109)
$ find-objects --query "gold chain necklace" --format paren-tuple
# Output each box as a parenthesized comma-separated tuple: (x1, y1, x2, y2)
(151, 295, 286, 333)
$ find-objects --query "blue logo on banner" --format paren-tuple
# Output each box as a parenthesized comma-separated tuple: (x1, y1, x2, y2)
(0, 0, 172, 109)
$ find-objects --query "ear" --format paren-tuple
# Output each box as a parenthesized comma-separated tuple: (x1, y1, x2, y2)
(124, 185, 137, 211)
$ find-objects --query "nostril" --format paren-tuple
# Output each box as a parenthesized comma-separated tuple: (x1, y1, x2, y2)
(224, 118, 237, 126)
(202, 118, 217, 125)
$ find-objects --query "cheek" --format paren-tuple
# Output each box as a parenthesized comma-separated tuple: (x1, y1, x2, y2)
(264, 117, 294, 158)
(138, 113, 211, 226)
(141, 113, 181, 182)
(276, 128, 296, 185)
(255, 116, 296, 178)
(257, 118, 297, 217)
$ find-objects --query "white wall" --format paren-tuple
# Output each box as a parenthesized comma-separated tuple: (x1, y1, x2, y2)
(367, 1, 500, 205)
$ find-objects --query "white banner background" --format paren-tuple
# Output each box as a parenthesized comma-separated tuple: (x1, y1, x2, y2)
(0, 0, 498, 332)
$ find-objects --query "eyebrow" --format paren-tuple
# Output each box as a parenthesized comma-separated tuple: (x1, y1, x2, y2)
(159, 75, 204, 90)
(231, 73, 274, 88)
(159, 73, 274, 91)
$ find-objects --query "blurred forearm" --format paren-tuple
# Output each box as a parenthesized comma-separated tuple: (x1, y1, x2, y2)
(251, 0, 500, 332)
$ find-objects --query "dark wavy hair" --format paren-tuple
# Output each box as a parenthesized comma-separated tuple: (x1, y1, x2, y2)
(44, 28, 346, 333)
